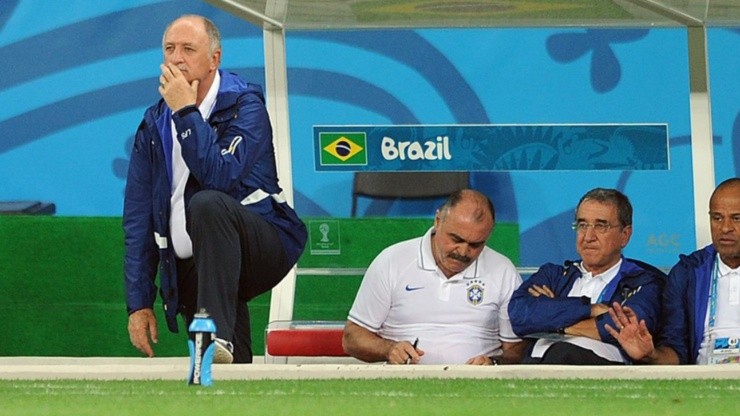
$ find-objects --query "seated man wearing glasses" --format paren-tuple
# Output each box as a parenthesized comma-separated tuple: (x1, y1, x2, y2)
(508, 188, 665, 364)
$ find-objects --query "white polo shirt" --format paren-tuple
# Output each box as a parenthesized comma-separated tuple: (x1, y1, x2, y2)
(348, 228, 522, 364)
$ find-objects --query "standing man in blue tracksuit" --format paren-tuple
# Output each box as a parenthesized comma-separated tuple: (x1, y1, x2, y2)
(508, 188, 664, 364)
(608, 178, 740, 364)
(123, 14, 307, 363)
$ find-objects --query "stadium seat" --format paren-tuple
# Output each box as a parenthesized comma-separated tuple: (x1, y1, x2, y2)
(0, 201, 56, 215)
(351, 171, 469, 217)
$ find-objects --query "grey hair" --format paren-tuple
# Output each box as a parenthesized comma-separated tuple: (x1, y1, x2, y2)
(163, 15, 221, 57)
(576, 188, 632, 227)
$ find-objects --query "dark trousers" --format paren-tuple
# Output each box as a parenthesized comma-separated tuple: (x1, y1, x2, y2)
(522, 342, 626, 365)
(177, 190, 291, 363)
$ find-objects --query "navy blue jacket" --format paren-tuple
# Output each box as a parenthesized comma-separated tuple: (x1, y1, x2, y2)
(658, 245, 715, 364)
(123, 70, 307, 333)
(508, 257, 665, 361)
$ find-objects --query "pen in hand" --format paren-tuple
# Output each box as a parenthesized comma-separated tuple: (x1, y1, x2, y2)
(405, 338, 419, 365)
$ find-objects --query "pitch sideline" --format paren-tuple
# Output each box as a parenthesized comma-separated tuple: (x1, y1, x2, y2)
(0, 357, 738, 380)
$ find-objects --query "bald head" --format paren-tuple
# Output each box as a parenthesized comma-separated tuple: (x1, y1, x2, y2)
(709, 177, 740, 268)
(432, 189, 495, 278)
(711, 178, 740, 204)
(437, 189, 495, 224)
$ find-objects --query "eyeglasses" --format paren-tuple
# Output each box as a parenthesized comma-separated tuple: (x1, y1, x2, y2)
(571, 222, 615, 234)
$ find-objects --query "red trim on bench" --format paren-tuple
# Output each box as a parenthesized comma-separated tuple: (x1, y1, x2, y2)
(266, 328, 347, 356)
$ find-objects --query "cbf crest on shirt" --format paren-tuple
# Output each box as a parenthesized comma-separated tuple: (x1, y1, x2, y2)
(466, 279, 485, 306)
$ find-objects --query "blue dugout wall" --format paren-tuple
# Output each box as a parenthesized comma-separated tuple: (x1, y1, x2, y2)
(0, 0, 738, 268)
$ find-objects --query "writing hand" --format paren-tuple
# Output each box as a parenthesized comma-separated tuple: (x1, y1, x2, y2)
(387, 340, 423, 365)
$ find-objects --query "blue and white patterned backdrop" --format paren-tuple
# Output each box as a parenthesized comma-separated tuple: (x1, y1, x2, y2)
(0, 0, 738, 268)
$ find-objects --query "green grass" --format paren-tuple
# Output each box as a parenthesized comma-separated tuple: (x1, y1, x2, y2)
(0, 378, 736, 416)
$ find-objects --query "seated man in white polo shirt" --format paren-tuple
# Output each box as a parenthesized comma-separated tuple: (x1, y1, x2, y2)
(342, 189, 526, 365)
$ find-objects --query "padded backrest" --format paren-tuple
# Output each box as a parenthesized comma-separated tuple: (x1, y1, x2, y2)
(351, 171, 469, 216)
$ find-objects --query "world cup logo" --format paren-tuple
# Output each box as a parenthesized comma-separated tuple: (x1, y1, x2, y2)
(319, 223, 330, 243)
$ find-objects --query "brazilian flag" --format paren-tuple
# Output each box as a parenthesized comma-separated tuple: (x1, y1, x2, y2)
(319, 132, 367, 165)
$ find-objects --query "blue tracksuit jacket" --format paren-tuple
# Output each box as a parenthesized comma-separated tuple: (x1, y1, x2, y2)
(123, 70, 307, 332)
(508, 257, 665, 362)
(658, 245, 715, 364)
